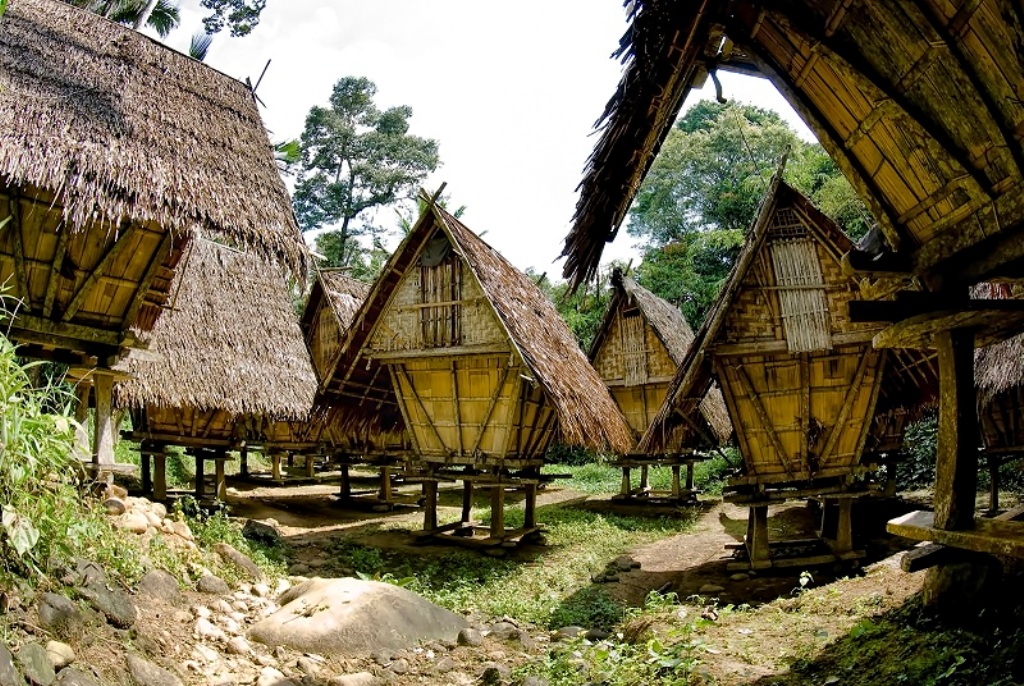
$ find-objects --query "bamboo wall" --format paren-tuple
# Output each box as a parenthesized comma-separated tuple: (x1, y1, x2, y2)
(131, 406, 237, 446)
(367, 233, 555, 465)
(308, 304, 342, 382)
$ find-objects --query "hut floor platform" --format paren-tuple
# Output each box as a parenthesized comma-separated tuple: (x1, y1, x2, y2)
(887, 509, 1024, 562)
(609, 454, 706, 507)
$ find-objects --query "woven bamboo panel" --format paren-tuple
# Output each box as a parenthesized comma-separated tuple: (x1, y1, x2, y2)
(620, 312, 647, 385)
(611, 382, 670, 441)
(592, 310, 624, 380)
(769, 238, 831, 353)
(142, 405, 235, 441)
(722, 254, 778, 342)
(308, 307, 340, 381)
(594, 309, 676, 383)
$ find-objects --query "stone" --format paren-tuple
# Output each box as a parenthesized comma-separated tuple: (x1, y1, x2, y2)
(104, 483, 128, 500)
(115, 511, 150, 534)
(210, 599, 232, 614)
(103, 498, 127, 516)
(191, 645, 219, 664)
(388, 658, 409, 675)
(76, 583, 136, 629)
(257, 666, 293, 686)
(698, 583, 725, 594)
(329, 673, 378, 686)
(487, 622, 517, 640)
(552, 626, 584, 641)
(478, 664, 509, 685)
(171, 521, 193, 541)
(126, 654, 183, 686)
(151, 502, 168, 519)
(242, 520, 283, 547)
(37, 594, 83, 638)
(457, 628, 483, 647)
(145, 511, 163, 528)
(614, 555, 635, 572)
(217, 616, 241, 635)
(249, 578, 469, 657)
(730, 573, 750, 582)
(54, 668, 100, 686)
(72, 559, 107, 588)
(197, 574, 231, 595)
(252, 583, 271, 598)
(17, 642, 56, 686)
(288, 563, 310, 576)
(226, 637, 251, 656)
(521, 677, 549, 686)
(138, 570, 183, 605)
(517, 631, 537, 651)
(44, 642, 74, 670)
(213, 543, 262, 581)
(195, 618, 227, 642)
(584, 629, 610, 641)
(0, 644, 21, 686)
(434, 657, 455, 674)
(297, 657, 320, 676)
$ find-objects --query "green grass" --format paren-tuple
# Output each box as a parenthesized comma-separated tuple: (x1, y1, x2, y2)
(548, 453, 735, 497)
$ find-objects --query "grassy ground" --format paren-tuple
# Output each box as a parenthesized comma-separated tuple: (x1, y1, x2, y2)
(548, 452, 735, 496)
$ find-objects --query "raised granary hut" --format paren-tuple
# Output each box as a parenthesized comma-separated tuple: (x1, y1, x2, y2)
(321, 191, 632, 547)
(114, 239, 317, 501)
(640, 172, 937, 570)
(564, 0, 1024, 608)
(0, 0, 307, 470)
(589, 268, 730, 503)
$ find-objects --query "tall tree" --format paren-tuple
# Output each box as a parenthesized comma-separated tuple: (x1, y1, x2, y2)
(630, 100, 868, 327)
(294, 77, 440, 269)
(66, 0, 181, 37)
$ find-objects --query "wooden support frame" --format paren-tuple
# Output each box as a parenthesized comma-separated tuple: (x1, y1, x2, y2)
(62, 224, 137, 322)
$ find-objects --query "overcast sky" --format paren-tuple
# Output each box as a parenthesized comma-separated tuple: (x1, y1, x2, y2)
(160, 1, 813, 278)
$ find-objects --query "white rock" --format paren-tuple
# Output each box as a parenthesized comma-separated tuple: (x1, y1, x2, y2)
(192, 644, 220, 664)
(145, 511, 162, 528)
(229, 612, 248, 625)
(257, 666, 292, 686)
(238, 583, 253, 595)
(151, 502, 168, 519)
(252, 583, 271, 598)
(115, 511, 149, 534)
(226, 637, 252, 656)
(211, 600, 233, 614)
(274, 579, 291, 596)
(194, 606, 212, 619)
(45, 640, 75, 669)
(195, 617, 227, 642)
(329, 672, 379, 686)
(218, 616, 241, 635)
(255, 655, 277, 667)
(172, 520, 193, 540)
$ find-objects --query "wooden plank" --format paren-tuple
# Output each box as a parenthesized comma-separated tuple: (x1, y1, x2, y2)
(395, 365, 448, 454)
(933, 329, 978, 530)
(62, 224, 137, 322)
(42, 225, 69, 319)
(469, 365, 511, 455)
(6, 192, 30, 310)
(734, 363, 796, 478)
(888, 510, 1024, 559)
(450, 361, 463, 457)
(369, 344, 510, 361)
(816, 351, 874, 462)
(900, 543, 969, 573)
(122, 232, 173, 327)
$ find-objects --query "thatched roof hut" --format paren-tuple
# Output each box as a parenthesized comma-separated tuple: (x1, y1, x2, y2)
(0, 0, 306, 362)
(975, 283, 1024, 452)
(589, 268, 730, 450)
(303, 271, 371, 385)
(320, 194, 633, 464)
(115, 239, 317, 447)
(640, 174, 937, 490)
(562, 1, 1024, 295)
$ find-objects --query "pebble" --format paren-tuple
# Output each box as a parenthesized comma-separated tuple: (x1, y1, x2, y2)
(296, 657, 320, 676)
(434, 657, 455, 674)
(194, 606, 212, 620)
(257, 666, 290, 686)
(730, 573, 750, 582)
(457, 628, 483, 647)
(699, 583, 725, 594)
(197, 575, 230, 596)
(103, 498, 127, 516)
(45, 640, 75, 670)
(211, 600, 233, 614)
(328, 673, 378, 686)
(388, 658, 409, 675)
(195, 618, 227, 642)
(192, 645, 220, 664)
(552, 626, 584, 641)
(252, 583, 271, 598)
(226, 637, 251, 656)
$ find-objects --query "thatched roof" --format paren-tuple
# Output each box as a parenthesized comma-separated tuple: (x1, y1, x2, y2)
(563, 0, 1024, 290)
(323, 195, 633, 453)
(113, 239, 317, 419)
(0, 0, 307, 275)
(316, 271, 371, 332)
(975, 283, 1024, 405)
(640, 175, 937, 453)
(589, 268, 731, 443)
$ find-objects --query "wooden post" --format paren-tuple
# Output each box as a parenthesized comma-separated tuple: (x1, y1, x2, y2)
(140, 440, 152, 495)
(746, 505, 770, 568)
(524, 483, 537, 528)
(92, 372, 115, 467)
(461, 480, 474, 523)
(239, 446, 249, 477)
(988, 455, 1000, 516)
(490, 485, 505, 539)
(379, 466, 393, 502)
(620, 466, 631, 497)
(153, 450, 167, 501)
(214, 453, 227, 501)
(685, 460, 695, 491)
(271, 452, 282, 482)
(339, 464, 351, 500)
(194, 451, 206, 499)
(423, 480, 438, 532)
(671, 465, 682, 499)
(304, 455, 316, 478)
(933, 329, 978, 531)
(640, 465, 649, 491)
(287, 454, 294, 468)
(834, 497, 854, 555)
(73, 380, 91, 460)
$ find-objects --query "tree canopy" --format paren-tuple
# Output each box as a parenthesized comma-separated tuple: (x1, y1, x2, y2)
(629, 100, 868, 327)
(294, 76, 440, 270)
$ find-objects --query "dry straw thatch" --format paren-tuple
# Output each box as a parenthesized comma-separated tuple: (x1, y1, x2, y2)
(325, 196, 633, 453)
(114, 239, 317, 419)
(975, 283, 1024, 406)
(590, 269, 731, 444)
(0, 0, 307, 275)
(318, 271, 371, 332)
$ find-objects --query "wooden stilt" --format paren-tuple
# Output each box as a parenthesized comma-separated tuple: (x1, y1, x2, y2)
(834, 498, 854, 555)
(239, 447, 249, 477)
(685, 460, 695, 491)
(671, 465, 682, 499)
(92, 372, 115, 468)
(339, 464, 351, 499)
(194, 452, 206, 499)
(490, 485, 505, 538)
(524, 483, 537, 529)
(305, 455, 315, 478)
(271, 452, 282, 482)
(423, 480, 438, 531)
(379, 466, 393, 502)
(153, 451, 167, 501)
(639, 465, 649, 491)
(746, 505, 770, 568)
(988, 455, 1000, 516)
(461, 480, 474, 523)
(140, 440, 152, 495)
(620, 466, 631, 496)
(933, 329, 978, 531)
(287, 454, 294, 468)
(214, 453, 227, 501)
(74, 381, 91, 460)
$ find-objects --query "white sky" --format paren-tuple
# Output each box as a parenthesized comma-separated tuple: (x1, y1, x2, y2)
(159, 1, 814, 278)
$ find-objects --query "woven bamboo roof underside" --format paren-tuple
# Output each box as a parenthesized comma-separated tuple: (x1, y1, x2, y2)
(590, 270, 731, 443)
(563, 0, 1024, 291)
(114, 239, 317, 419)
(640, 177, 938, 453)
(0, 0, 307, 275)
(324, 198, 633, 453)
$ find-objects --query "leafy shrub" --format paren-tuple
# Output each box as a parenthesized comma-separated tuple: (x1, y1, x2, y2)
(897, 413, 938, 489)
(545, 443, 602, 466)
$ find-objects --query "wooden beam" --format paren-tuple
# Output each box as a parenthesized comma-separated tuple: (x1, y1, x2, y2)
(6, 192, 29, 310)
(815, 352, 875, 463)
(733, 363, 796, 478)
(394, 365, 448, 455)
(43, 225, 69, 318)
(450, 360, 463, 457)
(932, 329, 978, 531)
(873, 307, 1024, 349)
(470, 365, 512, 456)
(8, 314, 124, 347)
(888, 510, 1024, 559)
(62, 224, 137, 322)
(368, 343, 510, 361)
(122, 232, 173, 327)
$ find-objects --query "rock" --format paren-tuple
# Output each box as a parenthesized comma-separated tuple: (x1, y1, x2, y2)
(478, 664, 509, 685)
(145, 511, 163, 528)
(191, 645, 219, 664)
(54, 668, 100, 686)
(458, 627, 483, 646)
(698, 583, 725, 594)
(603, 574, 620, 583)
(433, 657, 455, 674)
(171, 521, 193, 541)
(115, 511, 149, 534)
(104, 483, 128, 500)
(243, 520, 283, 547)
(487, 622, 517, 640)
(251, 583, 271, 598)
(521, 677, 549, 686)
(257, 666, 293, 686)
(730, 573, 750, 582)
(76, 583, 136, 629)
(17, 642, 56, 686)
(37, 594, 83, 638)
(614, 555, 634, 572)
(197, 574, 230, 596)
(297, 657, 320, 676)
(287, 563, 310, 576)
(103, 498, 127, 516)
(126, 654, 183, 686)
(249, 578, 469, 657)
(329, 673, 378, 686)
(517, 631, 537, 651)
(388, 658, 409, 675)
(371, 650, 391, 666)
(210, 599, 232, 614)
(151, 502, 168, 519)
(226, 637, 251, 656)
(0, 643, 21, 686)
(195, 618, 227, 642)
(552, 626, 584, 641)
(213, 543, 262, 581)
(138, 570, 183, 605)
(217, 616, 241, 635)
(584, 629, 610, 641)
(44, 642, 74, 670)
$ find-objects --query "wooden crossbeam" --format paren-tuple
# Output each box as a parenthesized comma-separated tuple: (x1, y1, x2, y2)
(733, 363, 796, 478)
(6, 193, 29, 309)
(62, 224, 137, 322)
(123, 232, 172, 327)
(43, 224, 69, 318)
(470, 365, 511, 456)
